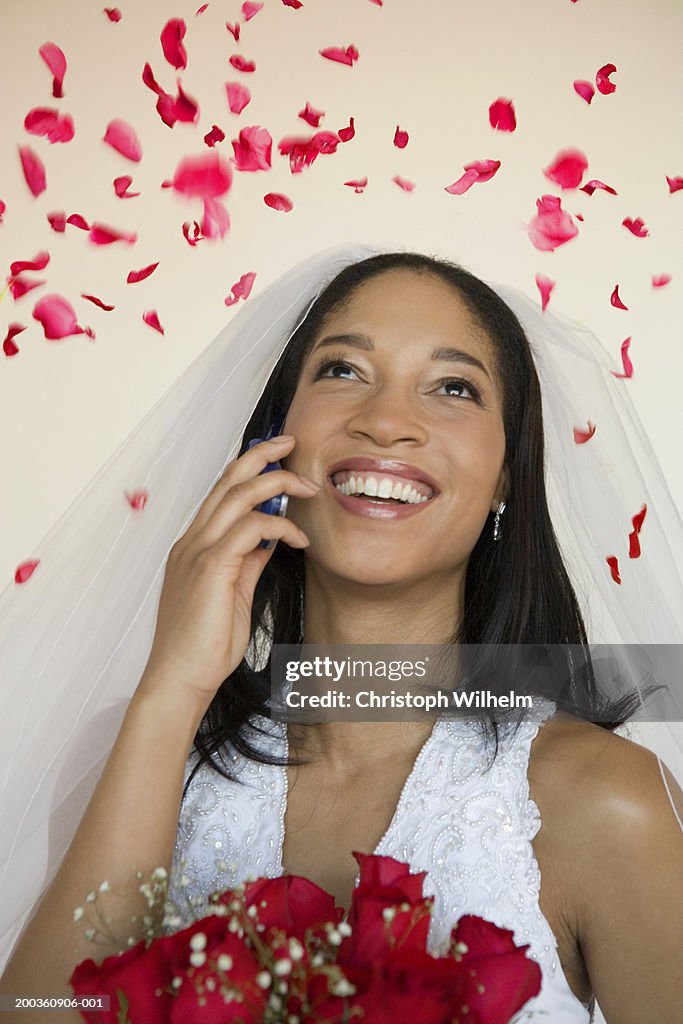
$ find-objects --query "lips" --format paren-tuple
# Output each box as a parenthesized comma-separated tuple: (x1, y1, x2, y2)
(326, 456, 441, 498)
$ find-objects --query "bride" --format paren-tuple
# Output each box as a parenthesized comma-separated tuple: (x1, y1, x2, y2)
(1, 247, 682, 1024)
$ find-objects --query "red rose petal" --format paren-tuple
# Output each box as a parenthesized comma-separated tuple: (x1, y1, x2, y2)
(606, 556, 621, 584)
(174, 81, 200, 124)
(142, 63, 199, 128)
(278, 131, 340, 173)
(242, 2, 263, 19)
(24, 107, 75, 144)
(610, 284, 628, 310)
(127, 262, 159, 284)
(81, 293, 115, 310)
(489, 98, 516, 132)
(666, 175, 683, 193)
(39, 42, 67, 98)
(103, 118, 143, 162)
(527, 194, 579, 252)
(573, 80, 594, 104)
(15, 560, 40, 584)
(226, 82, 251, 114)
(534, 273, 555, 311)
(611, 337, 633, 379)
(204, 125, 225, 147)
(229, 55, 256, 73)
(320, 46, 359, 66)
(231, 126, 272, 171)
(89, 223, 138, 245)
(10, 251, 50, 276)
(392, 175, 415, 192)
(161, 18, 188, 71)
(182, 220, 202, 246)
(104, 8, 122, 22)
(224, 270, 257, 305)
(172, 151, 233, 197)
(200, 197, 230, 238)
(445, 168, 479, 195)
(338, 117, 355, 142)
(579, 178, 617, 196)
(543, 147, 588, 190)
(344, 177, 367, 193)
(114, 175, 141, 198)
(596, 63, 617, 94)
(264, 192, 293, 211)
(299, 101, 324, 127)
(393, 126, 409, 148)
(3, 323, 26, 357)
(196, 3, 209, 13)
(33, 294, 88, 339)
(67, 213, 90, 230)
(10, 277, 46, 301)
(124, 489, 149, 511)
(47, 210, 66, 231)
(632, 504, 647, 533)
(19, 146, 47, 197)
(143, 310, 165, 334)
(573, 421, 596, 444)
(652, 274, 672, 288)
(628, 530, 641, 559)
(282, 0, 303, 7)
(445, 160, 500, 196)
(622, 216, 649, 238)
(0, 198, 5, 222)
(226, 21, 241, 42)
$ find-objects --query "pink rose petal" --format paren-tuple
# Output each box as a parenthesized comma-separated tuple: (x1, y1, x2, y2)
(445, 160, 500, 196)
(196, 3, 209, 13)
(264, 192, 293, 211)
(114, 175, 141, 198)
(143, 310, 165, 334)
(127, 262, 159, 284)
(320, 45, 359, 66)
(622, 217, 649, 238)
(204, 125, 226, 147)
(15, 560, 40, 584)
(0, 198, 5, 222)
(392, 175, 415, 192)
(231, 126, 272, 171)
(666, 175, 683, 193)
(10, 277, 46, 301)
(142, 63, 199, 128)
(278, 130, 341, 173)
(104, 8, 122, 22)
(489, 98, 516, 132)
(606, 556, 621, 585)
(445, 168, 479, 195)
(39, 42, 66, 98)
(573, 80, 594, 104)
(3, 323, 26, 357)
(67, 213, 90, 230)
(610, 284, 628, 310)
(19, 146, 47, 197)
(10, 251, 50, 275)
(573, 421, 596, 444)
(242, 2, 263, 19)
(611, 337, 633, 378)
(47, 210, 66, 231)
(200, 197, 230, 238)
(182, 220, 202, 246)
(226, 82, 251, 114)
(229, 55, 256, 73)
(282, 0, 303, 7)
(174, 81, 200, 124)
(344, 177, 367, 193)
(224, 271, 256, 306)
(534, 273, 555, 311)
(33, 294, 90, 339)
(172, 151, 233, 197)
(527, 194, 579, 252)
(299, 101, 324, 127)
(596, 63, 617, 95)
(103, 119, 142, 162)
(652, 274, 672, 288)
(24, 107, 75, 144)
(579, 179, 617, 196)
(543, 148, 588, 190)
(393, 126, 409, 149)
(161, 18, 188, 71)
(81, 293, 115, 310)
(88, 223, 138, 245)
(338, 117, 355, 142)
(226, 21, 241, 42)
(125, 489, 149, 511)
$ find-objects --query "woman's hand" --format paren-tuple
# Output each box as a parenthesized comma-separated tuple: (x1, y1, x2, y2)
(137, 435, 319, 710)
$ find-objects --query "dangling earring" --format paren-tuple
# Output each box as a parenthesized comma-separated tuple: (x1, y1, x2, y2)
(493, 501, 506, 542)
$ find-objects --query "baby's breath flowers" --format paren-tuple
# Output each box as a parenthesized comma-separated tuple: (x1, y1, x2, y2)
(72, 864, 170, 952)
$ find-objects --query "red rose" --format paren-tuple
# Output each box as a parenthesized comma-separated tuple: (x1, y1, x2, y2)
(231, 874, 343, 941)
(169, 930, 267, 1023)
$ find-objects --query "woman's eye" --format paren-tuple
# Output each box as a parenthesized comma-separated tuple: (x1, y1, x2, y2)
(441, 379, 478, 400)
(313, 358, 481, 402)
(314, 359, 356, 380)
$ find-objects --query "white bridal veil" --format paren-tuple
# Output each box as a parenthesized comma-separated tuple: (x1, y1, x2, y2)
(1, 242, 681, 972)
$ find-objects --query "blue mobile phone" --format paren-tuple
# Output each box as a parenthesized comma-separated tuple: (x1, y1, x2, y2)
(246, 412, 290, 549)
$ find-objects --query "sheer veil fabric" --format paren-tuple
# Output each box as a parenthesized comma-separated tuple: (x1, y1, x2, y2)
(1, 242, 681, 972)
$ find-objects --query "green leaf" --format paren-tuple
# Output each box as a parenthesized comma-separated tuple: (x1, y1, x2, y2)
(115, 988, 133, 1024)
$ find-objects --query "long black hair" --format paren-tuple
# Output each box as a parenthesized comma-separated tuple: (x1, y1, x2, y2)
(181, 251, 657, 802)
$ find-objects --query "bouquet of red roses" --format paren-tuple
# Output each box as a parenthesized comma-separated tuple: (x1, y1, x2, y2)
(70, 853, 541, 1024)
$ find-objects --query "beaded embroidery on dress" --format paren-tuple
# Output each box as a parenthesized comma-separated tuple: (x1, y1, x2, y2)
(163, 697, 594, 1023)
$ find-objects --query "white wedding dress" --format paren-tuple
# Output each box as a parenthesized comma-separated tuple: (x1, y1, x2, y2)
(162, 696, 593, 1023)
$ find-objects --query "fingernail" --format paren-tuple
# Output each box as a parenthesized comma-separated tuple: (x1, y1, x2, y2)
(297, 474, 321, 489)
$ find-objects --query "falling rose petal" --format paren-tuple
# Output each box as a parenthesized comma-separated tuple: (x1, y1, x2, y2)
(573, 80, 594, 104)
(666, 175, 683, 193)
(224, 270, 257, 305)
(445, 168, 479, 195)
(19, 146, 47, 197)
(606, 556, 621, 585)
(114, 175, 141, 198)
(89, 223, 138, 245)
(47, 210, 66, 232)
(527, 194, 579, 252)
(39, 42, 67, 98)
(200, 197, 230, 238)
(183, 220, 202, 245)
(81, 293, 115, 310)
(596, 63, 617, 95)
(393, 126, 409, 149)
(573, 421, 596, 444)
(628, 505, 647, 562)
(535, 274, 555, 311)
(15, 560, 40, 584)
(3, 323, 26, 357)
(282, 0, 303, 7)
(174, 81, 200, 124)
(464, 158, 500, 182)
(264, 192, 293, 212)
(652, 274, 672, 288)
(368, 0, 383, 5)
(143, 310, 164, 334)
(127, 262, 159, 284)
(161, 18, 188, 71)
(278, 130, 341, 173)
(33, 294, 88, 339)
(580, 178, 617, 196)
(142, 63, 199, 128)
(338, 117, 355, 142)
(610, 284, 628, 310)
(489, 98, 516, 132)
(392, 175, 415, 192)
(10, 277, 46, 301)
(10, 251, 50, 275)
(231, 126, 273, 171)
(66, 213, 90, 230)
(242, 2, 263, 19)
(103, 119, 143, 162)
(204, 125, 225, 147)
(196, 3, 209, 13)
(226, 21, 241, 41)
(104, 8, 122, 22)
(632, 504, 647, 534)
(24, 107, 75, 144)
(610, 337, 633, 379)
(229, 55, 256, 73)
(319, 46, 359, 66)
(0, 198, 5, 222)
(226, 82, 251, 114)
(125, 490, 149, 511)
(543, 148, 588, 190)
(344, 177, 367, 193)
(172, 151, 233, 197)
(622, 216, 649, 237)
(299, 101, 324, 127)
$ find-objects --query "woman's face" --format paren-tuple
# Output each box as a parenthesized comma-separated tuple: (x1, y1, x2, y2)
(281, 268, 508, 586)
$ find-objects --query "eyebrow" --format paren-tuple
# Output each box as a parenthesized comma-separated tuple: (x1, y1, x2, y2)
(311, 332, 492, 380)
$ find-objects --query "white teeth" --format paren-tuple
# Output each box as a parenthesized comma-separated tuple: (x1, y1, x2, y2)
(334, 474, 429, 504)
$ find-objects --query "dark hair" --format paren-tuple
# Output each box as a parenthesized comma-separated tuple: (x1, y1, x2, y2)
(182, 252, 658, 803)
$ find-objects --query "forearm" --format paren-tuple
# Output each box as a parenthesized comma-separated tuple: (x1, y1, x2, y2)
(0, 674, 207, 1016)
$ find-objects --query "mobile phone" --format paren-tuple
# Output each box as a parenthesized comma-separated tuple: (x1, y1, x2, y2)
(246, 412, 290, 549)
